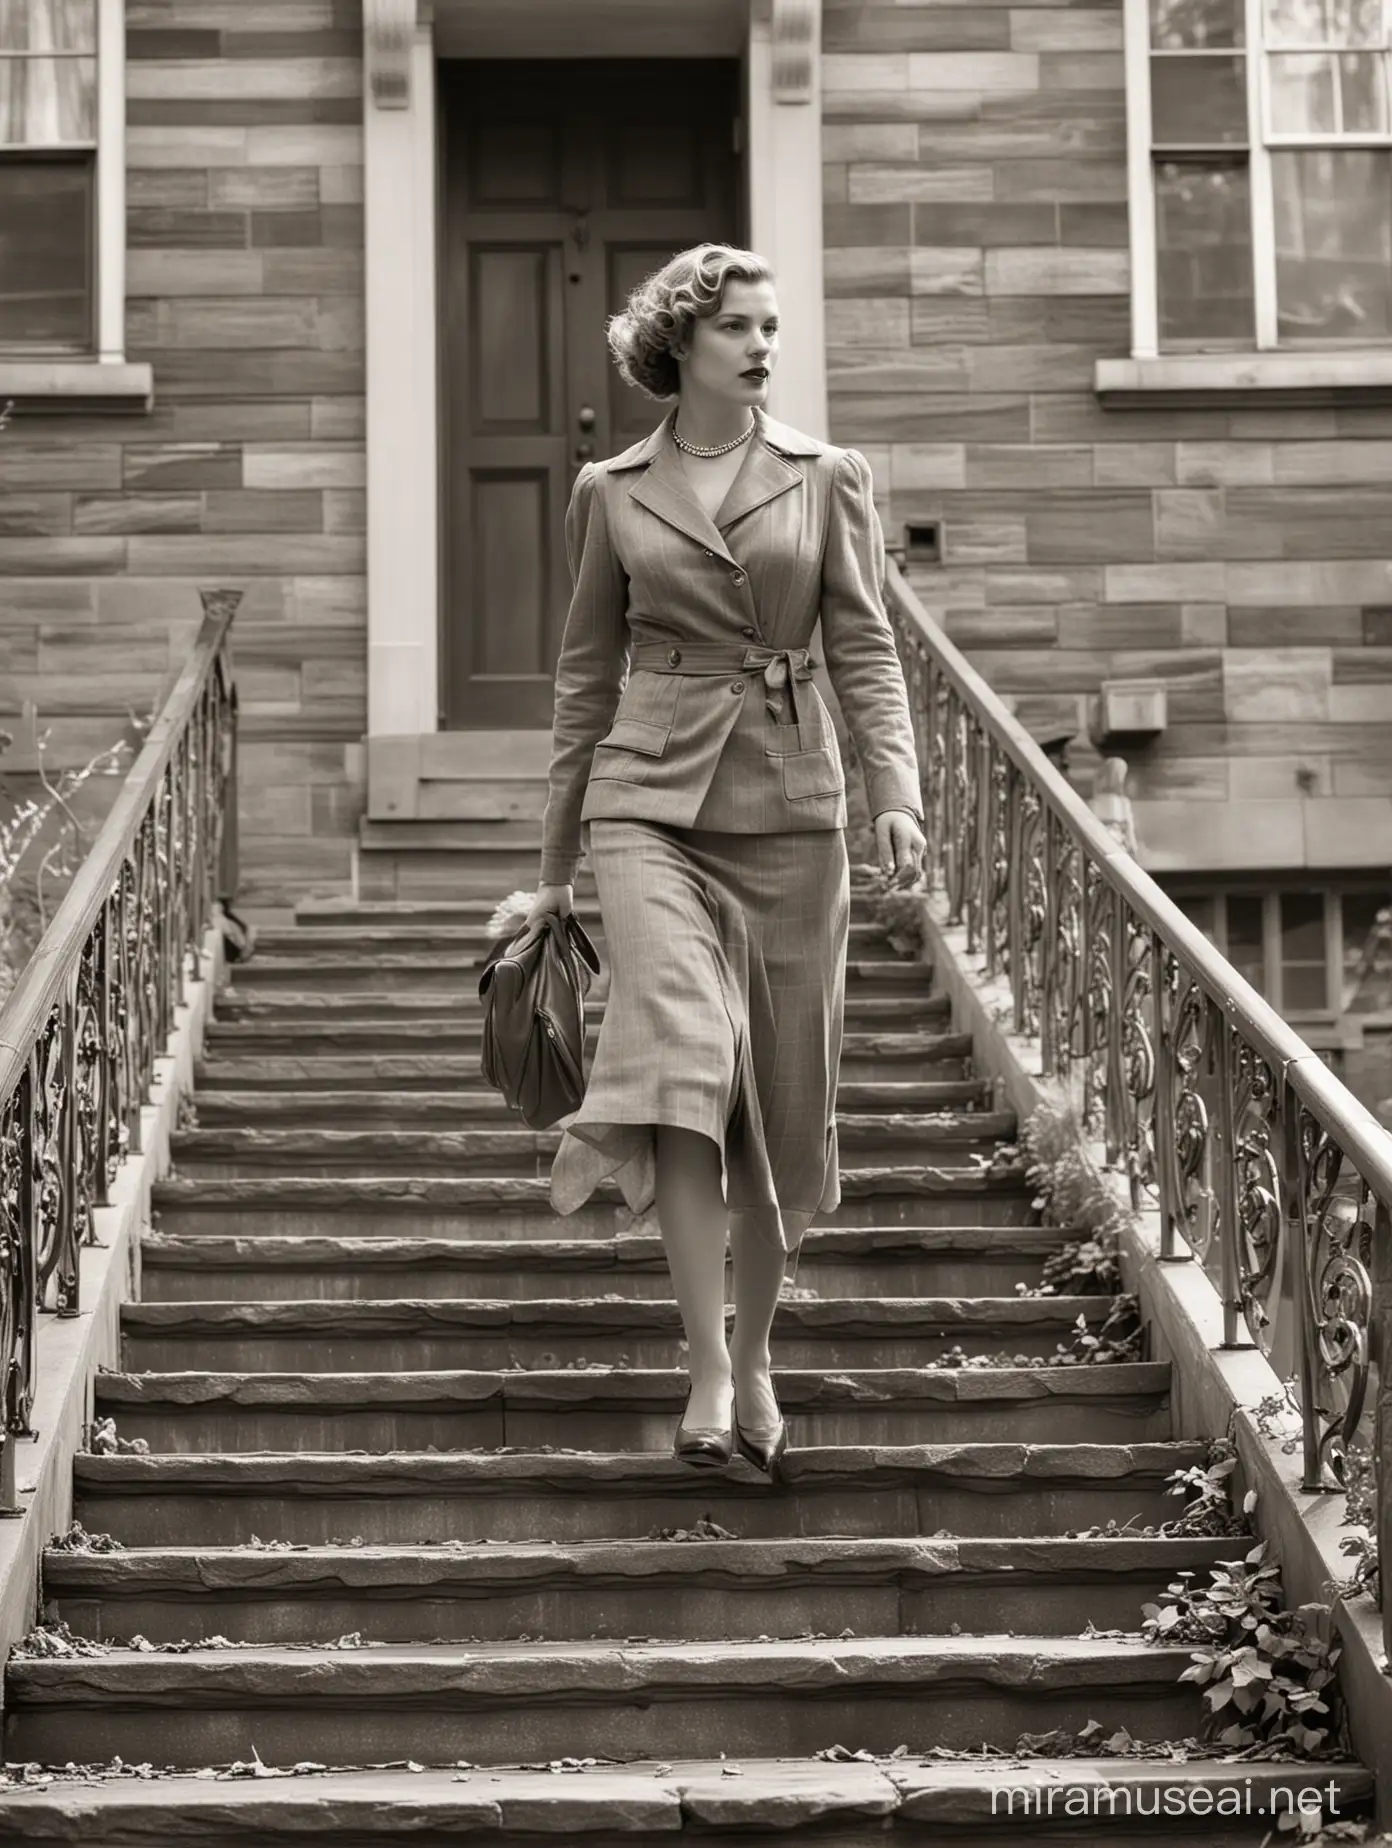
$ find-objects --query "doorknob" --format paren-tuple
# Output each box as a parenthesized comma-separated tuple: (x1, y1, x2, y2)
(577, 404, 596, 432)
(574, 441, 595, 462)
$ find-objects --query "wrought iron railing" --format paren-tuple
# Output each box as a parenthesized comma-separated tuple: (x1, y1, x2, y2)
(0, 589, 239, 1511)
(883, 557, 1392, 1516)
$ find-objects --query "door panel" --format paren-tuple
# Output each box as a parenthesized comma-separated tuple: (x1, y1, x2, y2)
(441, 58, 741, 730)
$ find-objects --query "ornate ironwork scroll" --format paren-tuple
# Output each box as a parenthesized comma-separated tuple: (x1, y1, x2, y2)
(880, 558, 1392, 1534)
(0, 590, 239, 1511)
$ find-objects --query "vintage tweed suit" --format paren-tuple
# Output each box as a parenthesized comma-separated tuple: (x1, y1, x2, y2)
(539, 403, 924, 1253)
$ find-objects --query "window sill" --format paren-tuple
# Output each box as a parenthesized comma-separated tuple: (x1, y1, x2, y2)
(1094, 350, 1392, 408)
(0, 358, 153, 415)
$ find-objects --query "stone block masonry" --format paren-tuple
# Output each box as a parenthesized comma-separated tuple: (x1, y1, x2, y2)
(0, 1, 367, 911)
(823, 0, 1392, 866)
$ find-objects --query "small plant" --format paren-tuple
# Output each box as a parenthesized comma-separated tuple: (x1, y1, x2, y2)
(1, 715, 134, 1005)
(1330, 1439, 1379, 1604)
(1163, 1444, 1254, 1540)
(1254, 1379, 1305, 1457)
(1018, 1100, 1131, 1241)
(1020, 1228, 1123, 1300)
(1050, 1292, 1143, 1365)
(1154, 1549, 1343, 1756)
(869, 883, 927, 956)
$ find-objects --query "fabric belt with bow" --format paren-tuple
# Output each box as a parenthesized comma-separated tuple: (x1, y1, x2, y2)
(629, 640, 820, 728)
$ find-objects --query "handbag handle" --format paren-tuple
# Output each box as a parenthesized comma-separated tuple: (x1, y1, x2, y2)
(476, 906, 601, 994)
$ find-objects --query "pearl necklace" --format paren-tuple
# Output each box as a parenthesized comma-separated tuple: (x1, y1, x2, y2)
(672, 414, 756, 459)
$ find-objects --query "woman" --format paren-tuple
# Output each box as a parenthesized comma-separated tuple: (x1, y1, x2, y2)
(528, 243, 927, 1476)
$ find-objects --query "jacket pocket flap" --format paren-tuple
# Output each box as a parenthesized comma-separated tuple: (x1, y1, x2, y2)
(782, 746, 845, 800)
(598, 717, 668, 756)
(765, 721, 830, 756)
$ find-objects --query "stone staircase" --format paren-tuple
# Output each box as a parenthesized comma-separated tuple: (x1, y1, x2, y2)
(0, 877, 1372, 1840)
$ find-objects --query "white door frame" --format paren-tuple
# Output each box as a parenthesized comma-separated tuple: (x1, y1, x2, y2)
(361, 0, 826, 750)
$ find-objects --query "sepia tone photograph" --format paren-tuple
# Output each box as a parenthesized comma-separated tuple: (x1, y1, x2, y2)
(0, 0, 1391, 1839)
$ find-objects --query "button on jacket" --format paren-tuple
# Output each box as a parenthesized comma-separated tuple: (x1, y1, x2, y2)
(538, 405, 925, 888)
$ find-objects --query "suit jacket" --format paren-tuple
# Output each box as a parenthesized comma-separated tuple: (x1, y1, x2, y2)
(538, 404, 924, 887)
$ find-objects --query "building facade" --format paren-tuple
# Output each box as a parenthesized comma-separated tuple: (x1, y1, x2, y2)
(0, 0, 1389, 1100)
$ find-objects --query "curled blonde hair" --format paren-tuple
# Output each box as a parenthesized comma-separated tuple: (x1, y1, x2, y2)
(606, 242, 776, 401)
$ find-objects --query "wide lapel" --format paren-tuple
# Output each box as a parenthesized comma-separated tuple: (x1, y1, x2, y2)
(626, 410, 740, 567)
(715, 420, 806, 532)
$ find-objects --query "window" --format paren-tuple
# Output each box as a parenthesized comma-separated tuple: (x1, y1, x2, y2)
(1170, 882, 1392, 1018)
(0, 0, 137, 390)
(1125, 0, 1392, 355)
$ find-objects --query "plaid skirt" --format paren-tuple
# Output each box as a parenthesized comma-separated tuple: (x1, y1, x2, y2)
(548, 818, 850, 1254)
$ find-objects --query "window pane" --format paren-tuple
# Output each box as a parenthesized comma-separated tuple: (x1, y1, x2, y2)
(0, 157, 90, 347)
(1178, 895, 1221, 942)
(1270, 51, 1340, 127)
(1279, 891, 1327, 1010)
(0, 52, 95, 142)
(1342, 892, 1392, 1013)
(1152, 0, 1244, 48)
(1264, 0, 1384, 48)
(1226, 895, 1267, 994)
(1156, 158, 1254, 344)
(1151, 53, 1249, 143)
(0, 0, 96, 53)
(1270, 50, 1390, 130)
(1336, 50, 1391, 127)
(1273, 149, 1392, 340)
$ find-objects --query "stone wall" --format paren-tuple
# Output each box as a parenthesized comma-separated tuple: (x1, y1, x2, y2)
(0, 0, 366, 911)
(821, 0, 1392, 873)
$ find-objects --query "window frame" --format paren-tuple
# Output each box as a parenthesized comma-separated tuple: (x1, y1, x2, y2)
(0, 0, 145, 408)
(1114, 0, 1392, 389)
(1168, 881, 1392, 1022)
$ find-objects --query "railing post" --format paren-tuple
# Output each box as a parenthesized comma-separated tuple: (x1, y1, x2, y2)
(218, 678, 240, 910)
(0, 596, 239, 1520)
(1214, 1013, 1243, 1348)
(1372, 1195, 1392, 1652)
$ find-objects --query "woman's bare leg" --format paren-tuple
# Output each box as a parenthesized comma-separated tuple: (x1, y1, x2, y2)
(728, 1210, 787, 1429)
(654, 1124, 732, 1428)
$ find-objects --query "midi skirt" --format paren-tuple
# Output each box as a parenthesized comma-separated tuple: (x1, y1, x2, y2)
(548, 818, 851, 1255)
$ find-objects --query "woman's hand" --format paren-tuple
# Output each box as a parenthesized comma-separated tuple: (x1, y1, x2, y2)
(526, 883, 574, 925)
(874, 810, 927, 888)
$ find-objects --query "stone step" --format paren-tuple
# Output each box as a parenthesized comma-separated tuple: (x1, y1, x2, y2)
(166, 1114, 1015, 1180)
(188, 1076, 996, 1130)
(71, 1439, 1218, 1548)
(209, 989, 950, 1027)
(93, 1362, 1171, 1452)
(295, 899, 584, 925)
(3, 1633, 1204, 1767)
(139, 1225, 1075, 1303)
(199, 1020, 965, 1072)
(294, 892, 897, 931)
(118, 1292, 1105, 1372)
(352, 847, 901, 904)
(259, 919, 906, 961)
(225, 952, 931, 995)
(0, 1757, 1372, 1845)
(44, 1534, 1242, 1647)
(149, 1167, 1038, 1241)
(191, 1034, 976, 1091)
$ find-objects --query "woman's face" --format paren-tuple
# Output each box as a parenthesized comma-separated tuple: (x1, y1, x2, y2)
(677, 276, 780, 406)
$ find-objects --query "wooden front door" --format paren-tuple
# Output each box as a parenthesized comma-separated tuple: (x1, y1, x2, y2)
(439, 58, 742, 730)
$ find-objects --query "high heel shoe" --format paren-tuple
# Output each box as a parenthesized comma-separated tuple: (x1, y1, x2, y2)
(733, 1384, 788, 1479)
(672, 1381, 733, 1469)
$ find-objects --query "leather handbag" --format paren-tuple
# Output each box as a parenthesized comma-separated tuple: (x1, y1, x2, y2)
(477, 910, 600, 1129)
